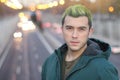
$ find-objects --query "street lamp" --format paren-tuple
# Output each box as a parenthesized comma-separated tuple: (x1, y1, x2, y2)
(59, 0, 65, 5)
(108, 6, 114, 13)
(89, 0, 96, 3)
(70, 0, 80, 2)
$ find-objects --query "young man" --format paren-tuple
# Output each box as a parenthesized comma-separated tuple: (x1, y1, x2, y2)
(42, 4, 119, 80)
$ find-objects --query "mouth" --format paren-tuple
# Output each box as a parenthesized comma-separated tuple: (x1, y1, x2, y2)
(70, 41, 80, 45)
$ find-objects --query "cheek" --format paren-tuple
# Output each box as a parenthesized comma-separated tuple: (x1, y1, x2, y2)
(79, 32, 89, 38)
(63, 31, 70, 38)
(79, 33, 89, 42)
(62, 31, 71, 41)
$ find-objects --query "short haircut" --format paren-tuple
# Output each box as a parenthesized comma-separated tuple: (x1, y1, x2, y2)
(62, 4, 92, 28)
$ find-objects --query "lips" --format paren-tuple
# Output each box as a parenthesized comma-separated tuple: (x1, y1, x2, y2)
(70, 41, 79, 45)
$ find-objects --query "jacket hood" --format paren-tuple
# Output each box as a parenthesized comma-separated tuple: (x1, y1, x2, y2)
(83, 38, 111, 60)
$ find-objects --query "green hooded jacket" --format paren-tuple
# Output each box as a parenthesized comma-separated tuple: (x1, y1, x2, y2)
(42, 38, 119, 80)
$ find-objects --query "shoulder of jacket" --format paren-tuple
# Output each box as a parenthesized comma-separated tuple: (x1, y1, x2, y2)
(95, 58, 119, 80)
(89, 57, 114, 68)
(43, 53, 58, 64)
(91, 58, 118, 72)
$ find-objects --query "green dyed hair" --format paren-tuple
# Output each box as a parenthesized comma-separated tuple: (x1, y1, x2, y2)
(62, 4, 92, 28)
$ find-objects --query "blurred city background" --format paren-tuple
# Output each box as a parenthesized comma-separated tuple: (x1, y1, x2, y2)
(0, 0, 120, 80)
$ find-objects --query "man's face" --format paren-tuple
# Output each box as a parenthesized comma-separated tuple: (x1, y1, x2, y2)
(62, 16, 93, 51)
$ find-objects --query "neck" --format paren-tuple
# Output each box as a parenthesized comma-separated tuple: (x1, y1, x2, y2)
(65, 44, 87, 62)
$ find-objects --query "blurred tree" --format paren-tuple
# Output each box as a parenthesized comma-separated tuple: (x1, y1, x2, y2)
(112, 0, 120, 14)
(49, 0, 115, 14)
(0, 3, 19, 18)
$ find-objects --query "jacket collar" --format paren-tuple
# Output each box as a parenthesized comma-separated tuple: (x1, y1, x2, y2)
(56, 38, 111, 59)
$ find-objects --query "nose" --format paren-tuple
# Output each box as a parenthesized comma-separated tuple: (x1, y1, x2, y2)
(72, 30, 78, 38)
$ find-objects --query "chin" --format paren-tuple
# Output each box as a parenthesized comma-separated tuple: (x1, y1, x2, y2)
(70, 47, 80, 51)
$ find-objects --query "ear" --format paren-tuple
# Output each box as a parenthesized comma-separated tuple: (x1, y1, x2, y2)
(89, 27, 94, 38)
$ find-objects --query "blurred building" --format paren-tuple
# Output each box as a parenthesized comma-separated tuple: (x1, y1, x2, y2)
(0, 0, 119, 15)
(50, 0, 115, 14)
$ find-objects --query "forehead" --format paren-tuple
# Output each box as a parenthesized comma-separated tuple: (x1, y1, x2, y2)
(64, 16, 89, 26)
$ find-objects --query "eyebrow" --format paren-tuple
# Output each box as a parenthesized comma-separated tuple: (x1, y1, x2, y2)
(65, 25, 72, 27)
(79, 26, 87, 28)
(65, 25, 88, 28)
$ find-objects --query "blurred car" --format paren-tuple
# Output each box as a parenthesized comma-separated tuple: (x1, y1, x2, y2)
(13, 31, 23, 39)
(111, 45, 120, 54)
(21, 21, 36, 31)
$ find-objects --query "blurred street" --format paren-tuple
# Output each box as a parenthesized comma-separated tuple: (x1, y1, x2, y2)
(0, 11, 120, 80)
(0, 0, 120, 79)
